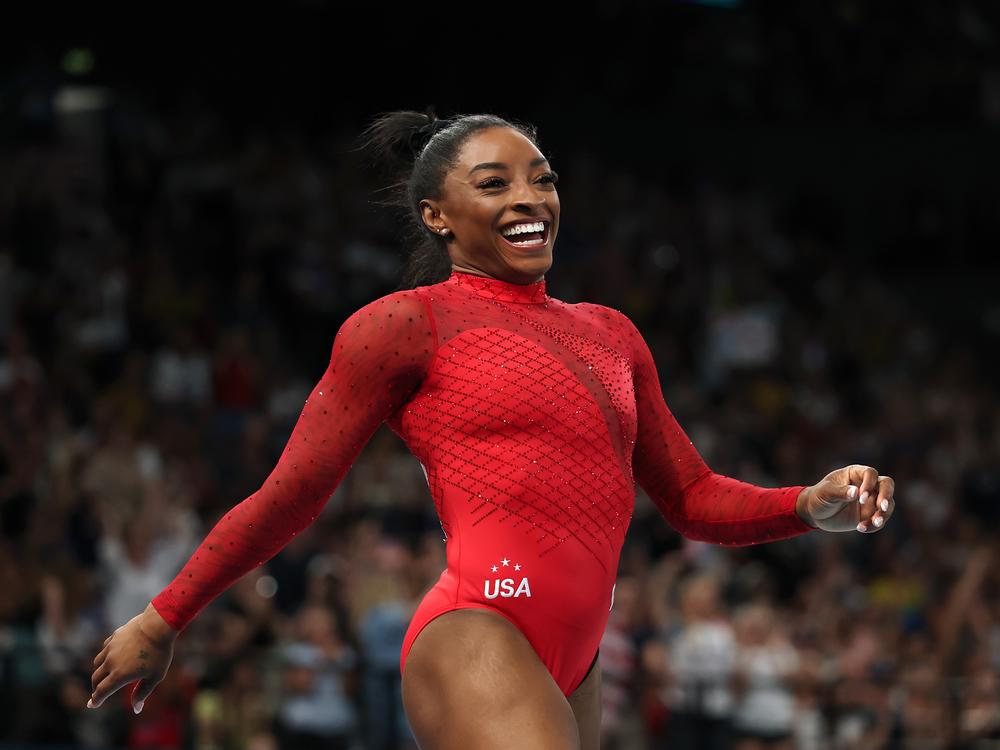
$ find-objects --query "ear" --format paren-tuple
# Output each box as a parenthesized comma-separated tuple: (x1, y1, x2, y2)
(419, 199, 448, 235)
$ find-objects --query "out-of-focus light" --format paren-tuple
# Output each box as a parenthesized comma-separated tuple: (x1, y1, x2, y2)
(53, 86, 112, 114)
(651, 243, 680, 271)
(255, 575, 279, 599)
(62, 48, 95, 76)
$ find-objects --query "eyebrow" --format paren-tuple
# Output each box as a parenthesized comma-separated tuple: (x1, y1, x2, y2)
(468, 156, 550, 176)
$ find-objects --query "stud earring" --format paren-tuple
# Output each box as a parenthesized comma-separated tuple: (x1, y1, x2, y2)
(439, 228, 450, 236)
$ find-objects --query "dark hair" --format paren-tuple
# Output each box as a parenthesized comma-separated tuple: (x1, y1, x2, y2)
(355, 106, 540, 290)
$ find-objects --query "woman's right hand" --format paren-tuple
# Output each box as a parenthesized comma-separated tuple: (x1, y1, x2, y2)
(89, 602, 179, 713)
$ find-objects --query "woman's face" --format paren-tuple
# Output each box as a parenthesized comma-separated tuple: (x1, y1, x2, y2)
(421, 126, 560, 284)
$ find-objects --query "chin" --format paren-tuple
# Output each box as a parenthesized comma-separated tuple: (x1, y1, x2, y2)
(510, 254, 552, 272)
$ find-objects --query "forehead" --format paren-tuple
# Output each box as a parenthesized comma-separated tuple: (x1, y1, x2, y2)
(455, 126, 543, 168)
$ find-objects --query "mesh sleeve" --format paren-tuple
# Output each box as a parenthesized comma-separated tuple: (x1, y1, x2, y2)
(618, 310, 816, 547)
(150, 290, 436, 631)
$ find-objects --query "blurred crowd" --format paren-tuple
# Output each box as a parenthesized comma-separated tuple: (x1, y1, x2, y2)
(2, 44, 1000, 750)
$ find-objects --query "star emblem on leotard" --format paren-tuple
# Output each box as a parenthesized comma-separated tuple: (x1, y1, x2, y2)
(490, 558, 523, 573)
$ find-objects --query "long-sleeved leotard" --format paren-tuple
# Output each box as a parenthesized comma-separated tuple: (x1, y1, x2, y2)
(150, 269, 816, 696)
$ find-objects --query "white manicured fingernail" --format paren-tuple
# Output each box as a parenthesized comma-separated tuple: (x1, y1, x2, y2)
(848, 486, 857, 499)
(857, 522, 866, 532)
(860, 491, 869, 504)
(881, 499, 888, 512)
(873, 516, 883, 527)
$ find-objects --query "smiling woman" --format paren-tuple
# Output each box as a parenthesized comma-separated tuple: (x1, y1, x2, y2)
(343, 109, 821, 750)
(357, 108, 561, 290)
(88, 108, 877, 750)
(426, 125, 560, 280)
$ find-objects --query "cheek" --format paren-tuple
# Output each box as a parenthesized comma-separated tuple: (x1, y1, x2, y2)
(466, 204, 501, 234)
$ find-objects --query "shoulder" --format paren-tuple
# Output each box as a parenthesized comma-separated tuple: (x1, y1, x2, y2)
(573, 301, 643, 343)
(330, 288, 437, 375)
(336, 288, 433, 341)
(573, 300, 628, 325)
(343, 287, 429, 324)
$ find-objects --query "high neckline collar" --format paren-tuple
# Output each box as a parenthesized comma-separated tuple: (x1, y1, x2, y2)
(446, 269, 549, 304)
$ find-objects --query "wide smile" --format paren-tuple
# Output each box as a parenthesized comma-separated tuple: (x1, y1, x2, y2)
(497, 220, 551, 252)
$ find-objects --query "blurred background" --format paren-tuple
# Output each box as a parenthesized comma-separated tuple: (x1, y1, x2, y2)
(2, 1, 1000, 748)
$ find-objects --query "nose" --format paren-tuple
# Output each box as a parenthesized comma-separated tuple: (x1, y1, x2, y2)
(512, 193, 546, 216)
(510, 180, 548, 214)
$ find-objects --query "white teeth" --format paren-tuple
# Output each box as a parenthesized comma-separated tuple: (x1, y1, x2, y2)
(500, 221, 545, 237)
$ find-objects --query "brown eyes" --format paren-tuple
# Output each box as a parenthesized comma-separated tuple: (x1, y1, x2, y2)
(477, 171, 559, 190)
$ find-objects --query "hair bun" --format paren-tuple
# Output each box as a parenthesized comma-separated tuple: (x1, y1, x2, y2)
(408, 117, 452, 156)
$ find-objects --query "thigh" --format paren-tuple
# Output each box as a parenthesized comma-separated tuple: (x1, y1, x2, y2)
(567, 650, 602, 750)
(401, 608, 581, 750)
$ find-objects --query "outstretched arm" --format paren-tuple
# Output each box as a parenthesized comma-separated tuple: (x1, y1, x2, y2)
(150, 289, 435, 631)
(90, 289, 436, 712)
(617, 309, 816, 546)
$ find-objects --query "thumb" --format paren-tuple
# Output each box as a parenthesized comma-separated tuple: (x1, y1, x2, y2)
(808, 482, 858, 518)
(130, 680, 153, 714)
(824, 483, 858, 504)
(841, 484, 859, 502)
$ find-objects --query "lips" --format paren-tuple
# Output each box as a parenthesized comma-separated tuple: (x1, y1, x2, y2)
(498, 218, 551, 233)
(497, 221, 551, 251)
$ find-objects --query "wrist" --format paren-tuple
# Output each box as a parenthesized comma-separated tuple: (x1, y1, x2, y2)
(796, 486, 818, 529)
(142, 602, 180, 644)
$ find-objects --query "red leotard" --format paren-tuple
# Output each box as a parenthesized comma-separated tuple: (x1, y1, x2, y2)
(150, 269, 816, 697)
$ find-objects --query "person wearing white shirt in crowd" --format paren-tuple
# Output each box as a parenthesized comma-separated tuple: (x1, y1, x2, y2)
(731, 602, 800, 749)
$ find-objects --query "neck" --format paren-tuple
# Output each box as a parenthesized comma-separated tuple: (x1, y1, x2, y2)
(450, 263, 544, 285)
(446, 266, 550, 305)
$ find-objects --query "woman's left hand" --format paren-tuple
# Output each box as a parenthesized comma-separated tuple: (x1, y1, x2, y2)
(797, 465, 895, 533)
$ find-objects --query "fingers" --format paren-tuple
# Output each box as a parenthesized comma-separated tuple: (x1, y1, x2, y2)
(131, 679, 156, 714)
(90, 671, 137, 709)
(91, 661, 110, 694)
(858, 474, 895, 533)
(851, 466, 878, 532)
(854, 466, 880, 509)
(93, 642, 110, 668)
(873, 475, 895, 528)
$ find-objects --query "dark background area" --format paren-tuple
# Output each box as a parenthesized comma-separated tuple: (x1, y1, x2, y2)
(7, 1, 1000, 324)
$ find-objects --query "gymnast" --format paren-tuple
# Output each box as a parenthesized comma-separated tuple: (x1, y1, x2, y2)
(88, 109, 897, 750)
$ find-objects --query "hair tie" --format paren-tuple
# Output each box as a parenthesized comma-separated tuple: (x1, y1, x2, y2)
(409, 117, 451, 157)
